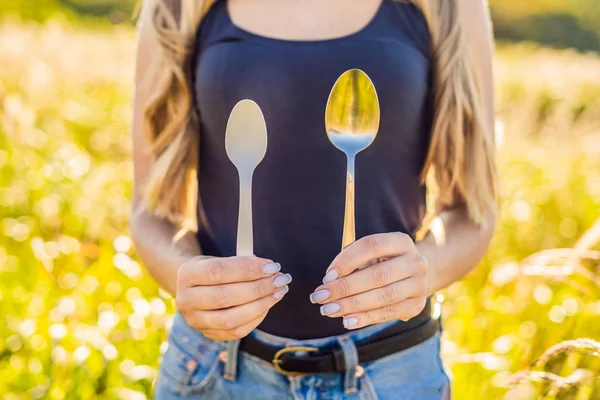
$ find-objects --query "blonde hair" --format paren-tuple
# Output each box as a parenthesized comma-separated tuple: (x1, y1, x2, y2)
(137, 0, 498, 233)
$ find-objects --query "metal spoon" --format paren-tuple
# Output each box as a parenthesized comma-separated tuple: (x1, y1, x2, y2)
(225, 100, 268, 256)
(325, 69, 380, 249)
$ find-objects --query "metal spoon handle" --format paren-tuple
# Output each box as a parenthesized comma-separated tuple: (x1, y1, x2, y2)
(342, 155, 356, 249)
(237, 173, 254, 256)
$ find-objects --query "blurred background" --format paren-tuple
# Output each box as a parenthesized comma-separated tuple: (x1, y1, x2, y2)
(0, 1, 599, 399)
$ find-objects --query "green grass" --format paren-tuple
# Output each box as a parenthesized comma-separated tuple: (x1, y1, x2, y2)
(0, 21, 599, 399)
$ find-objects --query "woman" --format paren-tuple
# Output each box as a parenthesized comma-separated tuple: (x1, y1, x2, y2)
(130, 0, 497, 398)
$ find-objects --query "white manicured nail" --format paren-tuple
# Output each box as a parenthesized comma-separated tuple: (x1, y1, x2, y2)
(263, 263, 281, 275)
(274, 286, 289, 300)
(320, 303, 340, 316)
(274, 274, 292, 288)
(310, 290, 330, 304)
(343, 317, 358, 329)
(322, 269, 338, 284)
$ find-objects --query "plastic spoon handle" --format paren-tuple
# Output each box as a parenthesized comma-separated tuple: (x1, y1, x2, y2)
(237, 172, 254, 256)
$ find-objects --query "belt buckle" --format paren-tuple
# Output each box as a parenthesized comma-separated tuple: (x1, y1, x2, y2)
(272, 346, 319, 377)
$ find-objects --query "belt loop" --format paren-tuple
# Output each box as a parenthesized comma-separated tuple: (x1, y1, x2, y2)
(336, 335, 359, 394)
(223, 339, 241, 382)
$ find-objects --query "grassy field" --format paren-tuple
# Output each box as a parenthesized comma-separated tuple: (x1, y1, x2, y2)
(3, 0, 600, 52)
(0, 20, 599, 400)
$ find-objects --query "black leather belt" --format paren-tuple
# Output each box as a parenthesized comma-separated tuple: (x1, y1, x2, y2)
(239, 312, 440, 376)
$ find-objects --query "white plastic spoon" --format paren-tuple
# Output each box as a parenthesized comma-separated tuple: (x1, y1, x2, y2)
(225, 100, 268, 256)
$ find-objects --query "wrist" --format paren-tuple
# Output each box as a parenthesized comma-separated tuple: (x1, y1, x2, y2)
(415, 237, 441, 296)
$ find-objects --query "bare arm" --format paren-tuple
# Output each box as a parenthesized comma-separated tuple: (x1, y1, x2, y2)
(129, 7, 201, 296)
(129, 4, 290, 341)
(418, 0, 497, 294)
(418, 207, 495, 295)
(310, 0, 497, 329)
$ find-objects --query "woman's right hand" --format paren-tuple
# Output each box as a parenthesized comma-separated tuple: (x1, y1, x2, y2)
(175, 256, 291, 341)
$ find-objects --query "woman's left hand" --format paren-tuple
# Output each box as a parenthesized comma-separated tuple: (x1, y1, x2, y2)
(310, 232, 430, 330)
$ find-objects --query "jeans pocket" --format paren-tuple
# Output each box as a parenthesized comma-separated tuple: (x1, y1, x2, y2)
(359, 373, 381, 400)
(433, 332, 452, 398)
(156, 329, 222, 397)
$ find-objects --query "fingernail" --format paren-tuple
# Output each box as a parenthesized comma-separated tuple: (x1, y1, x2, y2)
(322, 269, 338, 284)
(343, 317, 358, 329)
(320, 303, 340, 316)
(274, 274, 292, 288)
(274, 286, 289, 300)
(263, 262, 281, 275)
(310, 289, 330, 304)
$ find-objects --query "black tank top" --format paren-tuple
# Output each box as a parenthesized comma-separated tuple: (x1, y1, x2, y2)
(193, 0, 433, 339)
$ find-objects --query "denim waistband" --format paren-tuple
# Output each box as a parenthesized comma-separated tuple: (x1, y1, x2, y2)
(248, 318, 401, 349)
(170, 311, 401, 352)
(171, 297, 434, 352)
(248, 298, 433, 349)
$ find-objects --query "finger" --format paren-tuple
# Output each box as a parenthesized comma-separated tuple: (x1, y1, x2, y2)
(177, 273, 292, 311)
(179, 256, 281, 286)
(318, 277, 426, 317)
(358, 257, 390, 271)
(202, 311, 269, 341)
(310, 253, 427, 304)
(323, 233, 414, 282)
(342, 297, 427, 330)
(190, 286, 289, 330)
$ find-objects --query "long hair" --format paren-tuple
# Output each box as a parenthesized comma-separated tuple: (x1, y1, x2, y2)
(136, 0, 498, 233)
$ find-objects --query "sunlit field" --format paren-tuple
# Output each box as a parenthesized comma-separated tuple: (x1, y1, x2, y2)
(0, 20, 599, 399)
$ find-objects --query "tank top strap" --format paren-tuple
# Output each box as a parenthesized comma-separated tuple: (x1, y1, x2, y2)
(197, 0, 430, 57)
(196, 0, 249, 52)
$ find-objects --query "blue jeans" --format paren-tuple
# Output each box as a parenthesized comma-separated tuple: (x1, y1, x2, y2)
(154, 312, 450, 399)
